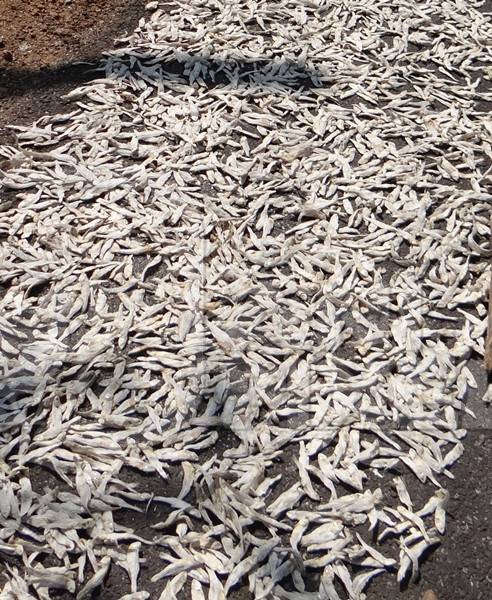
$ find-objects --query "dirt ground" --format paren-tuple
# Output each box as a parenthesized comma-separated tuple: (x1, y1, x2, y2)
(0, 1, 490, 599)
(0, 0, 146, 146)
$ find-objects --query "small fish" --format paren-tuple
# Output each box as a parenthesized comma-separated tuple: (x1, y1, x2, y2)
(224, 537, 280, 593)
(151, 558, 202, 582)
(127, 542, 141, 593)
(267, 484, 305, 518)
(76, 556, 111, 600)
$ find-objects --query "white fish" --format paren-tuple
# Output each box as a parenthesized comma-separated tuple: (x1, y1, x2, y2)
(0, 1, 486, 595)
(76, 556, 111, 600)
(267, 484, 305, 518)
(224, 537, 280, 593)
(151, 558, 202, 582)
(126, 542, 141, 593)
(157, 573, 187, 600)
(190, 579, 206, 600)
(301, 521, 344, 547)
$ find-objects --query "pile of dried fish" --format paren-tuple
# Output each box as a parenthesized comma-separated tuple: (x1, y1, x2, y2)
(0, 0, 491, 598)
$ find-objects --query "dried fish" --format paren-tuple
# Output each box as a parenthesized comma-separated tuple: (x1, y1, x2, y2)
(76, 556, 111, 600)
(0, 0, 489, 597)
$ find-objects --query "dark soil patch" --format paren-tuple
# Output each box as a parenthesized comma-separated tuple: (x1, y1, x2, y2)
(0, 0, 146, 146)
(369, 430, 492, 600)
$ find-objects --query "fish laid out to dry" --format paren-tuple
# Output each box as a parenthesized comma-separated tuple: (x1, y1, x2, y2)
(0, 0, 490, 599)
